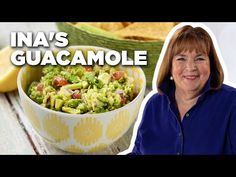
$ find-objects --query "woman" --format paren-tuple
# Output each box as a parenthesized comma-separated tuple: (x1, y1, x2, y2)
(130, 24, 236, 155)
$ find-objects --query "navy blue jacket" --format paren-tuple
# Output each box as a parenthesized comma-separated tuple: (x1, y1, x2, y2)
(131, 79, 236, 155)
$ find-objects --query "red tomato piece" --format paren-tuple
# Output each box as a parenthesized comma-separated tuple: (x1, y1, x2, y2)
(84, 66, 93, 72)
(53, 77, 68, 87)
(36, 83, 44, 91)
(72, 91, 81, 99)
(112, 71, 125, 80)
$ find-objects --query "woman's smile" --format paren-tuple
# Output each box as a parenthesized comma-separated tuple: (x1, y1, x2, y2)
(183, 74, 199, 80)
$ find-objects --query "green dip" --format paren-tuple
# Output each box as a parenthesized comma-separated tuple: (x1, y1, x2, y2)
(27, 65, 137, 114)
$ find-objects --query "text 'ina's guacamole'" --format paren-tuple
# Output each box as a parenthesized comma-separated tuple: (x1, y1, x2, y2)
(27, 65, 138, 114)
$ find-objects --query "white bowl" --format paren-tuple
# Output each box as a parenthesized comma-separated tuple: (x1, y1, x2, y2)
(17, 45, 146, 154)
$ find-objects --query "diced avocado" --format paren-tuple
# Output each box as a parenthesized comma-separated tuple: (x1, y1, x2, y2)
(61, 71, 80, 83)
(84, 73, 103, 89)
(42, 94, 50, 106)
(81, 81, 88, 89)
(64, 83, 82, 90)
(76, 103, 88, 113)
(62, 107, 81, 114)
(55, 99, 64, 111)
(65, 99, 81, 108)
(108, 96, 114, 106)
(114, 94, 122, 108)
(50, 95, 55, 109)
(27, 63, 139, 114)
(97, 93, 108, 103)
(98, 72, 111, 85)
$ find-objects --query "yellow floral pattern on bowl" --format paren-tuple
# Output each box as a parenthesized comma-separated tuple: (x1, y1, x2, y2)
(132, 68, 144, 87)
(88, 143, 108, 153)
(43, 114, 70, 143)
(106, 109, 130, 141)
(64, 145, 85, 154)
(22, 100, 41, 132)
(18, 46, 146, 154)
(74, 117, 103, 146)
(132, 100, 142, 123)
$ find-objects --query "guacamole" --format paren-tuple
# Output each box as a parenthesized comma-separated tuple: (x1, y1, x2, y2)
(27, 65, 137, 114)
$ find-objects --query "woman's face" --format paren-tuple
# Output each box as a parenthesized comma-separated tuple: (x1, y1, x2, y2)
(171, 50, 210, 95)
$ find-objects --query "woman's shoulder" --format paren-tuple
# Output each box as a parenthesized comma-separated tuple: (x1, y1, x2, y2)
(220, 84, 236, 95)
(147, 91, 165, 100)
(145, 91, 168, 106)
(217, 84, 236, 104)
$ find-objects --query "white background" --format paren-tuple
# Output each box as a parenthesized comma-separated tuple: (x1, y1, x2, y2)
(0, 22, 235, 84)
(204, 23, 236, 84)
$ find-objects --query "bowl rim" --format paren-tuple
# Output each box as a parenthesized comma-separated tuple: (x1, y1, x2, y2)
(62, 22, 165, 44)
(17, 45, 146, 119)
